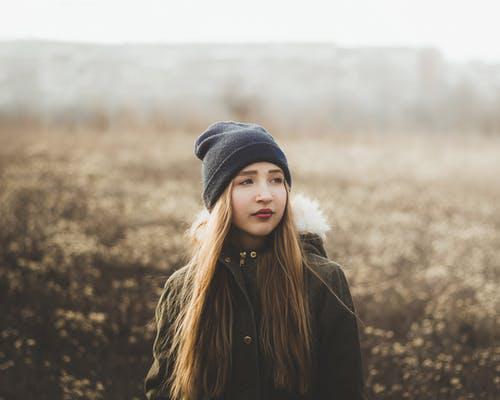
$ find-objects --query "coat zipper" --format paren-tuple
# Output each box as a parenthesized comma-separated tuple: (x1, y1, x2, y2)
(239, 251, 247, 267)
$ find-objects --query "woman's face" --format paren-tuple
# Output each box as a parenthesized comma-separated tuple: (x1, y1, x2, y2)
(230, 161, 288, 247)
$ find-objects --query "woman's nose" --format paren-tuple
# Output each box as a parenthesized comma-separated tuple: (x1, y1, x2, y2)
(256, 183, 273, 201)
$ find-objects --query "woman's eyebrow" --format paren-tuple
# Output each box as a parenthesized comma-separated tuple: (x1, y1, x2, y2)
(237, 169, 283, 176)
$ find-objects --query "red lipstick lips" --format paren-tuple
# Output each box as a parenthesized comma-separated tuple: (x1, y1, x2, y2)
(252, 208, 274, 219)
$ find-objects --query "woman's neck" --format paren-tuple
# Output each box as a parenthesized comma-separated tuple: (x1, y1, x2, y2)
(228, 226, 270, 251)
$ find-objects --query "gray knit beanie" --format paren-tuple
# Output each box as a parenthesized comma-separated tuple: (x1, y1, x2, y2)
(194, 121, 292, 209)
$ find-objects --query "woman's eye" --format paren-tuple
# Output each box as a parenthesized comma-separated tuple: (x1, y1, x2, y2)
(239, 177, 283, 185)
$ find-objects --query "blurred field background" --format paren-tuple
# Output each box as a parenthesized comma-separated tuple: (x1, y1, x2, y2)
(1, 41, 499, 400)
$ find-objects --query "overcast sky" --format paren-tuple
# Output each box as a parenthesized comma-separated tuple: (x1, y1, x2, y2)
(1, 0, 498, 63)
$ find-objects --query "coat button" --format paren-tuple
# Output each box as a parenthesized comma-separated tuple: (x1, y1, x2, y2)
(243, 335, 252, 344)
(224, 256, 231, 263)
(250, 251, 257, 258)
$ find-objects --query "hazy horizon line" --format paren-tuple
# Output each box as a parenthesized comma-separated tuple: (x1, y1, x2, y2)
(3, 37, 497, 65)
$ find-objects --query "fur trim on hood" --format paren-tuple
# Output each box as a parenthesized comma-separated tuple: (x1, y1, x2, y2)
(290, 193, 331, 241)
(187, 193, 331, 244)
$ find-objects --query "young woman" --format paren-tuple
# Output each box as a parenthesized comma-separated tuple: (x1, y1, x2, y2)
(144, 121, 366, 400)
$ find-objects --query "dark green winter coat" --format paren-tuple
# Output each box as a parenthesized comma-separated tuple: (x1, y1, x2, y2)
(144, 229, 366, 400)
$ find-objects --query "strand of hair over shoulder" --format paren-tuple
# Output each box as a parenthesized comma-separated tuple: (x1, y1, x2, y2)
(303, 256, 366, 329)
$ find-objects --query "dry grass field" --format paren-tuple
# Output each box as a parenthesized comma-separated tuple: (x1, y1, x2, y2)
(0, 128, 498, 399)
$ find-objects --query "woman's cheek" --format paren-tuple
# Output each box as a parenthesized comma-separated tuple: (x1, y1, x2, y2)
(275, 185, 288, 204)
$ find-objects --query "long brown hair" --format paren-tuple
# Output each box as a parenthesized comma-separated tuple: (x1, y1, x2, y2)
(157, 180, 351, 399)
